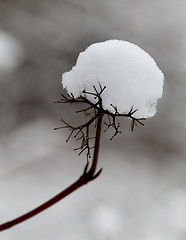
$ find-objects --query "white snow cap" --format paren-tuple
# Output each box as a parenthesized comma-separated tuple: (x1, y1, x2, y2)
(62, 40, 164, 118)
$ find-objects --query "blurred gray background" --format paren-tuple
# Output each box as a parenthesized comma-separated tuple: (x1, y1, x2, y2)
(0, 0, 186, 239)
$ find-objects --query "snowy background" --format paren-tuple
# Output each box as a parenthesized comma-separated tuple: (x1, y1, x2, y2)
(0, 0, 186, 239)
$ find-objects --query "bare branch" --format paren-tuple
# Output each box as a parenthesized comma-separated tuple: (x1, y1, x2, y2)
(0, 84, 147, 232)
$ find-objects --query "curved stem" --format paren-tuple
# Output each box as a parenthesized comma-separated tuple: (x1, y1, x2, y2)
(0, 114, 103, 232)
(0, 176, 86, 231)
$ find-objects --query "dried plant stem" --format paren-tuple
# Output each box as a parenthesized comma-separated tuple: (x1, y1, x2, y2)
(0, 114, 103, 232)
(87, 113, 103, 177)
(0, 178, 86, 231)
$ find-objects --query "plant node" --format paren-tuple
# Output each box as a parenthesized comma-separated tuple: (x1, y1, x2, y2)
(55, 84, 146, 156)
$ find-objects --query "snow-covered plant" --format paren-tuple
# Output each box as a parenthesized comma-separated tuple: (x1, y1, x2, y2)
(63, 40, 164, 118)
(0, 40, 164, 231)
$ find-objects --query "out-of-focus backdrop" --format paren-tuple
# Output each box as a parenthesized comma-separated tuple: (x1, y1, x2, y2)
(0, 0, 186, 239)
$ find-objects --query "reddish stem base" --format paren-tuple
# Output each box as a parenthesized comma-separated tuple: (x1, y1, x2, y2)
(0, 114, 103, 232)
(0, 175, 89, 231)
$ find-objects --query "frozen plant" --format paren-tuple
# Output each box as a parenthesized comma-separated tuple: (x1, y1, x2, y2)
(0, 40, 164, 231)
(63, 40, 164, 118)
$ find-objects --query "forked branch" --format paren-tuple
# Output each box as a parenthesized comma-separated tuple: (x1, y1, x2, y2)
(0, 84, 145, 232)
(0, 113, 103, 232)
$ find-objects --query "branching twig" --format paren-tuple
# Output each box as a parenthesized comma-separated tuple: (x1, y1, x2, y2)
(0, 84, 145, 232)
(0, 114, 103, 232)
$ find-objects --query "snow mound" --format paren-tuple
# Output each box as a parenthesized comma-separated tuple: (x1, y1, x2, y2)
(62, 40, 164, 118)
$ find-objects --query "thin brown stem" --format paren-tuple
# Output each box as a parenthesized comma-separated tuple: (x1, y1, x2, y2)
(0, 113, 103, 232)
(87, 113, 103, 177)
(0, 176, 86, 231)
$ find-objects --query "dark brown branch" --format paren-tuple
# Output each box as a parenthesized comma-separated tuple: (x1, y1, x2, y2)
(56, 87, 145, 137)
(86, 113, 103, 176)
(0, 113, 103, 232)
(0, 85, 147, 232)
(104, 114, 121, 140)
(54, 111, 101, 159)
(0, 176, 86, 231)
